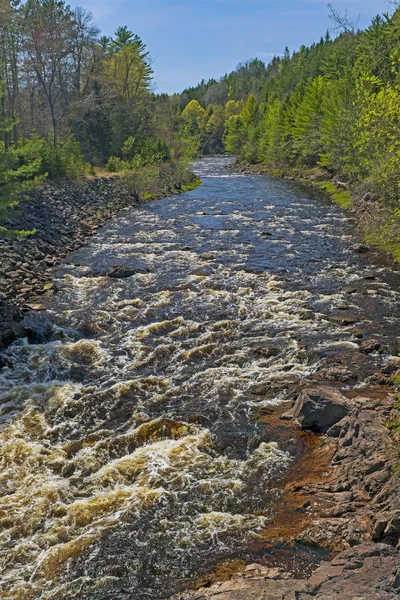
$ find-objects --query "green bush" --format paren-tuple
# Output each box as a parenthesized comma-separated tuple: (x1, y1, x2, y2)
(120, 164, 160, 201)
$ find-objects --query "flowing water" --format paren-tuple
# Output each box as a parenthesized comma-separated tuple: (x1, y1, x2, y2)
(1, 157, 400, 599)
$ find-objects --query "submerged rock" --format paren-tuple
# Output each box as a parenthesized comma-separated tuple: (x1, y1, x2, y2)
(286, 386, 352, 433)
(107, 264, 149, 278)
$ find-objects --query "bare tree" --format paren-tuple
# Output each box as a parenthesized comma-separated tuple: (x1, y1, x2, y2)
(71, 6, 99, 96)
(22, 0, 74, 146)
(328, 3, 360, 35)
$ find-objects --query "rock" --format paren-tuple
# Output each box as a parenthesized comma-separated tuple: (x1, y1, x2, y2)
(199, 252, 214, 260)
(329, 315, 359, 326)
(359, 339, 381, 354)
(107, 264, 149, 278)
(343, 286, 358, 294)
(353, 244, 370, 253)
(350, 328, 364, 339)
(291, 386, 352, 433)
(24, 313, 55, 344)
(319, 366, 355, 382)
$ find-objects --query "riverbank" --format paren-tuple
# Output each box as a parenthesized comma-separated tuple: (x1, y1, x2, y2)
(0, 166, 198, 348)
(174, 383, 400, 599)
(233, 161, 400, 263)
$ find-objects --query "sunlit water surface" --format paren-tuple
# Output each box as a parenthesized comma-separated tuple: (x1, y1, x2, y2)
(1, 157, 400, 599)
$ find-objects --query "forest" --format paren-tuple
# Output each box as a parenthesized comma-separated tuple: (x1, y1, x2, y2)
(2, 1, 400, 254)
(0, 0, 199, 232)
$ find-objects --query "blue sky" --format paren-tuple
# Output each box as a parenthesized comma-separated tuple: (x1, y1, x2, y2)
(79, 0, 391, 94)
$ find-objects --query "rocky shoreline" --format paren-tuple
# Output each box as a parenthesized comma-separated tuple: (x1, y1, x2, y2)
(173, 384, 400, 599)
(0, 174, 187, 349)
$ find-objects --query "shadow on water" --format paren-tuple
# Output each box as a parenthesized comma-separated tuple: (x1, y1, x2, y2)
(0, 157, 400, 599)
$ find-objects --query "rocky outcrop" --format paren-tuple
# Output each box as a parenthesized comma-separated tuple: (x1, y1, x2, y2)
(282, 386, 352, 433)
(173, 544, 400, 599)
(175, 385, 400, 599)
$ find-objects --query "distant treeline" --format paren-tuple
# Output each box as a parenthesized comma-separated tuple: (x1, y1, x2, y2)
(0, 0, 198, 231)
(178, 8, 400, 206)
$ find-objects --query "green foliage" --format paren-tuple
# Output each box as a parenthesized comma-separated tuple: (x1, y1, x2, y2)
(176, 7, 400, 210)
(317, 182, 352, 208)
(120, 164, 159, 201)
(0, 136, 45, 236)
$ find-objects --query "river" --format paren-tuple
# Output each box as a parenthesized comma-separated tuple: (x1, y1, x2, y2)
(1, 157, 400, 599)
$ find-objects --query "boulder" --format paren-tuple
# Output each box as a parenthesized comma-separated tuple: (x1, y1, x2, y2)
(359, 339, 381, 354)
(291, 386, 352, 433)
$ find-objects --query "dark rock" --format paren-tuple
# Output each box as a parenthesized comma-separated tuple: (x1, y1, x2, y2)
(24, 313, 55, 344)
(359, 339, 381, 354)
(107, 264, 149, 278)
(291, 386, 352, 433)
(353, 243, 370, 253)
(381, 363, 399, 376)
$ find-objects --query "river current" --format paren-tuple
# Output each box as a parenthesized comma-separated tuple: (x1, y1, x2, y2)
(1, 157, 400, 599)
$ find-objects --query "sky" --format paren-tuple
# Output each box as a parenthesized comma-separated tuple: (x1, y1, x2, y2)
(78, 0, 392, 94)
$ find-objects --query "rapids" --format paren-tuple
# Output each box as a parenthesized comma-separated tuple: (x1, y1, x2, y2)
(1, 157, 400, 599)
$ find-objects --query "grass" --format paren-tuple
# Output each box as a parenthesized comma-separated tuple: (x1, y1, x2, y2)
(316, 181, 352, 209)
(363, 211, 400, 264)
(181, 178, 202, 192)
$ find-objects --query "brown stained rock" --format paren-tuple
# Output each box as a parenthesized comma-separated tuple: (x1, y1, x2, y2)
(173, 545, 400, 599)
(318, 366, 356, 382)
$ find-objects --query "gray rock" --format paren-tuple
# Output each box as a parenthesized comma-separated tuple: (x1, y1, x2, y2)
(291, 386, 352, 433)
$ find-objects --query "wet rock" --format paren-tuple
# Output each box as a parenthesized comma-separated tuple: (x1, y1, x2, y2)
(24, 313, 55, 344)
(350, 328, 364, 338)
(319, 366, 355, 382)
(107, 264, 149, 278)
(381, 363, 399, 376)
(290, 386, 352, 433)
(353, 243, 370, 253)
(173, 544, 400, 600)
(200, 252, 214, 260)
(252, 344, 280, 359)
(0, 300, 24, 349)
(329, 315, 359, 326)
(359, 339, 381, 354)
